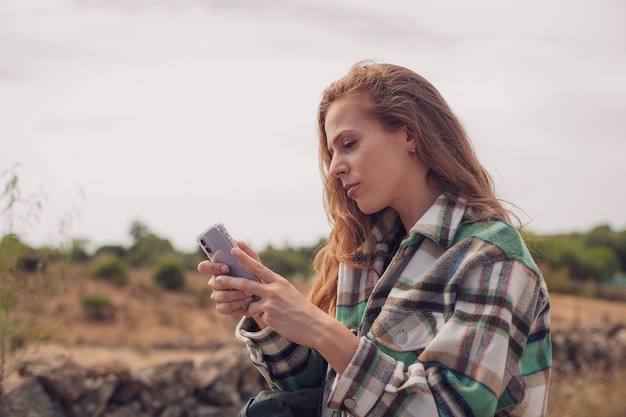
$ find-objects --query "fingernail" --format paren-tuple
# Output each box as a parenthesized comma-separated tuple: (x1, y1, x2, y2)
(232, 247, 241, 256)
(216, 275, 224, 283)
(220, 265, 229, 273)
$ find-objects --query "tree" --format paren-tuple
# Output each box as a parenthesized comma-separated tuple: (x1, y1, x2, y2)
(126, 233, 175, 267)
(129, 220, 150, 243)
(530, 228, 622, 283)
(615, 230, 626, 272)
(258, 243, 316, 280)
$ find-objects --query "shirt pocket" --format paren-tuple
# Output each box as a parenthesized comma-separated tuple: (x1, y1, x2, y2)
(369, 306, 447, 352)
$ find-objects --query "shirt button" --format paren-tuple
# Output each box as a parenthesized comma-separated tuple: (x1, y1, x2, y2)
(394, 330, 408, 344)
(344, 398, 357, 409)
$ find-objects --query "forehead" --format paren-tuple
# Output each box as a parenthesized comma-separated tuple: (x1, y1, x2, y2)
(325, 96, 373, 138)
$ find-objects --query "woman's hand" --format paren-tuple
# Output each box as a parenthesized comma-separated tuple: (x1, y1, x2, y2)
(198, 241, 260, 321)
(210, 243, 327, 347)
(199, 241, 359, 373)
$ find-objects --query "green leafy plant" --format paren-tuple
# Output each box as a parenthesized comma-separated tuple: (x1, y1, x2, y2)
(125, 221, 176, 267)
(81, 293, 116, 322)
(0, 165, 58, 397)
(153, 256, 186, 290)
(258, 244, 316, 281)
(90, 255, 128, 286)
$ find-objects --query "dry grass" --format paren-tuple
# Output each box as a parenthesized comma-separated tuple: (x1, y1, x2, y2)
(26, 263, 624, 346)
(24, 262, 240, 348)
(548, 369, 626, 417)
(549, 292, 626, 331)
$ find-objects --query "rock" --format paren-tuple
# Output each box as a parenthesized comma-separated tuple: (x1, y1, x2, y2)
(238, 356, 267, 401)
(551, 321, 626, 376)
(0, 377, 60, 417)
(19, 354, 87, 402)
(8, 331, 624, 417)
(136, 360, 196, 413)
(159, 397, 198, 417)
(103, 400, 149, 417)
(68, 373, 119, 417)
(194, 404, 241, 417)
(195, 344, 264, 407)
(111, 379, 148, 403)
(87, 360, 132, 381)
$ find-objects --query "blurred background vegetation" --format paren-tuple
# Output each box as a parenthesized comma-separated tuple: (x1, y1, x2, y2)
(6, 219, 626, 296)
(4, 220, 626, 295)
(2, 166, 626, 416)
(4, 215, 626, 302)
(3, 163, 626, 301)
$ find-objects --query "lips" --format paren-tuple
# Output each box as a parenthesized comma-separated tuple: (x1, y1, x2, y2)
(344, 183, 359, 198)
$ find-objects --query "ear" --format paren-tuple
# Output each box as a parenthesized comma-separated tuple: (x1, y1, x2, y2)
(404, 126, 417, 152)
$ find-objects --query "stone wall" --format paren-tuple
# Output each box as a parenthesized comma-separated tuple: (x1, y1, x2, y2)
(0, 344, 266, 417)
(1, 322, 625, 417)
(551, 321, 626, 376)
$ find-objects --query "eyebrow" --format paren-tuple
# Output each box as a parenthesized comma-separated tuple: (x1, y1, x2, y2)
(327, 129, 356, 154)
(326, 135, 340, 155)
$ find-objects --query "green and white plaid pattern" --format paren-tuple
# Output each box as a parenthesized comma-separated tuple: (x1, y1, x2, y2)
(237, 195, 551, 417)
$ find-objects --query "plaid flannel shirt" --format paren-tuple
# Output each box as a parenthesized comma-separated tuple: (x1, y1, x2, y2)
(237, 195, 551, 417)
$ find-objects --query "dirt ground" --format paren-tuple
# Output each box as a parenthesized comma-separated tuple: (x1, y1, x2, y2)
(549, 292, 626, 330)
(9, 264, 626, 374)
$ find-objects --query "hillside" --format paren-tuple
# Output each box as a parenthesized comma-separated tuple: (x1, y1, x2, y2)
(8, 261, 626, 372)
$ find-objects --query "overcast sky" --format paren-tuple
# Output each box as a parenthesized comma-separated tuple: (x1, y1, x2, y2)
(1, 0, 625, 253)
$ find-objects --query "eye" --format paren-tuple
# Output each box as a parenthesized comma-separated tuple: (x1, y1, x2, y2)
(342, 139, 356, 151)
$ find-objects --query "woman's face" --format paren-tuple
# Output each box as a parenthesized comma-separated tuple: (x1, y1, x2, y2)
(324, 96, 438, 229)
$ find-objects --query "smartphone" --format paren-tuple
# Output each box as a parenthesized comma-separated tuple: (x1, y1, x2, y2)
(197, 223, 261, 292)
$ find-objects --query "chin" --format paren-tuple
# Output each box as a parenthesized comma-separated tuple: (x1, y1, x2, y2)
(355, 201, 383, 215)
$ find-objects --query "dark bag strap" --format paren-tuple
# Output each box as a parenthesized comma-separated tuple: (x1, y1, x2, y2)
(238, 387, 323, 417)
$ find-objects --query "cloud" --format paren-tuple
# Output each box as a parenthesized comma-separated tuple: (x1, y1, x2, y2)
(1, 0, 625, 252)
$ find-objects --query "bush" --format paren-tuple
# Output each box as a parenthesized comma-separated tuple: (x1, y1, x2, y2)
(0, 235, 48, 273)
(17, 248, 46, 273)
(153, 256, 186, 290)
(90, 255, 128, 286)
(127, 234, 175, 267)
(81, 293, 116, 322)
(529, 234, 621, 281)
(259, 245, 312, 280)
(539, 263, 574, 294)
(94, 245, 127, 259)
(70, 247, 90, 263)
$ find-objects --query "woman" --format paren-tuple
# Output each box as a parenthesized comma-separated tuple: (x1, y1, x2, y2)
(199, 61, 551, 417)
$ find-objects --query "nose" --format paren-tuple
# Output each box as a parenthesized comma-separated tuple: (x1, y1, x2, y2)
(329, 154, 348, 178)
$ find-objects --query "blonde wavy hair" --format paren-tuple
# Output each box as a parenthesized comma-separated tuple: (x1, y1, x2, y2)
(309, 61, 513, 315)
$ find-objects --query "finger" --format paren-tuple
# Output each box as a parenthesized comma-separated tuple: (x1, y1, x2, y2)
(213, 274, 265, 297)
(198, 260, 230, 276)
(211, 288, 250, 303)
(214, 296, 253, 315)
(244, 302, 264, 319)
(230, 247, 277, 284)
(209, 274, 251, 292)
(236, 241, 261, 262)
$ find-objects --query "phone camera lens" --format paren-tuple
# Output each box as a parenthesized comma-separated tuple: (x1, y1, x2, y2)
(200, 239, 206, 245)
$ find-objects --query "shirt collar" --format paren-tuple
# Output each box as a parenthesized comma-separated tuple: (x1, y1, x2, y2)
(367, 194, 467, 254)
(406, 194, 467, 249)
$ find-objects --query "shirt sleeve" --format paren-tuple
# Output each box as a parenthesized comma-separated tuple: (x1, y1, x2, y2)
(236, 317, 328, 391)
(326, 259, 551, 417)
